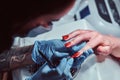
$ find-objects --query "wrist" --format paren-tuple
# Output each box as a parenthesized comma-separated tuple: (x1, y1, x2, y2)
(109, 36, 120, 60)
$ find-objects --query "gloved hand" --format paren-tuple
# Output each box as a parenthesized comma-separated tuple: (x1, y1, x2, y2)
(26, 58, 74, 80)
(32, 39, 69, 64)
(32, 39, 93, 69)
(32, 39, 93, 77)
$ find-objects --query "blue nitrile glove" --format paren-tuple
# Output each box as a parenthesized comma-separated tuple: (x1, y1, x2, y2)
(32, 39, 93, 68)
(26, 58, 74, 80)
(32, 39, 69, 64)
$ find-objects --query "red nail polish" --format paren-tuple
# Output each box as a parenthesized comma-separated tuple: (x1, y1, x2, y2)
(71, 52, 81, 58)
(65, 42, 71, 48)
(62, 35, 69, 40)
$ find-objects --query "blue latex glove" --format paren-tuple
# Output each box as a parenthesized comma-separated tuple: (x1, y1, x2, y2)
(31, 39, 94, 79)
(32, 39, 69, 64)
(26, 58, 74, 80)
(32, 39, 93, 68)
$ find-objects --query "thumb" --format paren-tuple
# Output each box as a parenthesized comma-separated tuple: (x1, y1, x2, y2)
(54, 51, 69, 58)
(71, 42, 86, 53)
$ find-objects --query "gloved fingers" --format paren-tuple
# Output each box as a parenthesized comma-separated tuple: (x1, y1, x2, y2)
(87, 48, 94, 55)
(73, 55, 85, 67)
(72, 48, 93, 67)
(83, 49, 93, 57)
(63, 58, 74, 79)
(70, 49, 92, 69)
(56, 58, 67, 75)
(50, 39, 65, 49)
(71, 42, 86, 53)
(40, 63, 52, 73)
(64, 58, 74, 71)
(53, 51, 69, 58)
(28, 63, 50, 80)
(25, 78, 32, 80)
(32, 41, 43, 64)
(71, 46, 94, 58)
(65, 72, 73, 80)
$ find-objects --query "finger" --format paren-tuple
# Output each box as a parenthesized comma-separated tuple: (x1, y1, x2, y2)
(66, 58, 74, 68)
(64, 58, 74, 79)
(71, 41, 86, 52)
(65, 32, 92, 47)
(77, 35, 103, 51)
(67, 35, 97, 58)
(71, 37, 101, 58)
(56, 58, 67, 75)
(62, 29, 91, 40)
(54, 51, 69, 58)
(83, 49, 93, 57)
(40, 62, 51, 73)
(96, 46, 111, 56)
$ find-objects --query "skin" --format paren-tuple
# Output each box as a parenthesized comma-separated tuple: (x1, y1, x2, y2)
(63, 29, 120, 62)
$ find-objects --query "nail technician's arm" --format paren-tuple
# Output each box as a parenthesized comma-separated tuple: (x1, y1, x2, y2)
(63, 29, 120, 60)
(0, 45, 35, 72)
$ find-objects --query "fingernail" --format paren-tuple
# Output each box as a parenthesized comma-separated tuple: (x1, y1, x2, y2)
(62, 35, 69, 40)
(71, 52, 82, 58)
(65, 42, 71, 48)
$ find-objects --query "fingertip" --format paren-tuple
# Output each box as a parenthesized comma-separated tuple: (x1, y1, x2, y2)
(62, 35, 69, 40)
(71, 52, 82, 58)
(61, 58, 67, 63)
(65, 42, 71, 48)
(65, 58, 74, 69)
(87, 48, 94, 54)
(57, 58, 67, 73)
(68, 58, 74, 64)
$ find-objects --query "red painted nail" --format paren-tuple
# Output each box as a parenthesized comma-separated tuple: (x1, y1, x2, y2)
(65, 42, 71, 48)
(62, 35, 69, 40)
(71, 52, 82, 58)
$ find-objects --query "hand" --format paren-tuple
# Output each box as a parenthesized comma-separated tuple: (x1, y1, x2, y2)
(32, 39, 93, 70)
(67, 41, 93, 77)
(32, 39, 69, 64)
(68, 41, 93, 68)
(62, 29, 120, 62)
(26, 58, 74, 80)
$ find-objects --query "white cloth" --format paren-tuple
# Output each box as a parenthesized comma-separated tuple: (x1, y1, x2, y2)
(74, 54, 120, 80)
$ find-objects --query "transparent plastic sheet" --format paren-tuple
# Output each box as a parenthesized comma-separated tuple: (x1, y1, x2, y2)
(74, 54, 120, 80)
